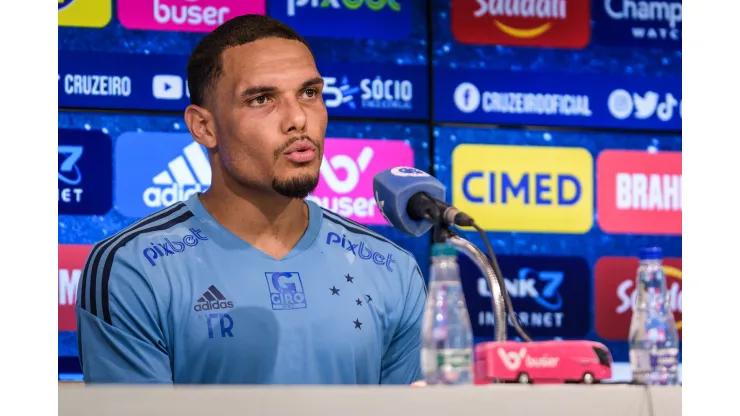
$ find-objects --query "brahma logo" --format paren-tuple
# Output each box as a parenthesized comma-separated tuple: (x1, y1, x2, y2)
(306, 138, 414, 225)
(118, 0, 265, 33)
(451, 0, 591, 48)
(597, 150, 681, 235)
(452, 144, 593, 233)
(594, 256, 682, 341)
(59, 244, 93, 331)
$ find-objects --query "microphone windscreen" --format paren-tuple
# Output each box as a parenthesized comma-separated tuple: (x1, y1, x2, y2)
(373, 167, 446, 237)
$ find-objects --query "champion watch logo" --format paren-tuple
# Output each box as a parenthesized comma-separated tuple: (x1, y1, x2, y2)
(194, 285, 234, 312)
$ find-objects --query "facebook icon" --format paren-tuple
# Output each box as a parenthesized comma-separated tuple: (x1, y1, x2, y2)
(454, 82, 481, 113)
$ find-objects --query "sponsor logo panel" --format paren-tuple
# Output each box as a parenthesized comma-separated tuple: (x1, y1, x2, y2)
(597, 150, 681, 235)
(59, 0, 112, 28)
(592, 0, 682, 48)
(118, 0, 265, 32)
(307, 138, 415, 225)
(58, 128, 113, 216)
(59, 244, 94, 331)
(594, 256, 682, 341)
(115, 132, 211, 218)
(451, 0, 591, 49)
(452, 144, 593, 234)
(459, 254, 592, 339)
(269, 0, 411, 39)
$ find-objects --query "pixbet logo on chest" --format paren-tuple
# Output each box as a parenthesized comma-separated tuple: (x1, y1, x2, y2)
(142, 228, 208, 266)
(326, 232, 396, 272)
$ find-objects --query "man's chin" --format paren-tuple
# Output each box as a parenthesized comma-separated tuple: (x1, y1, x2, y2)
(272, 174, 320, 200)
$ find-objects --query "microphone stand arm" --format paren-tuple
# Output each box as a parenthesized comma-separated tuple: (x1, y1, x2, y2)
(433, 226, 507, 342)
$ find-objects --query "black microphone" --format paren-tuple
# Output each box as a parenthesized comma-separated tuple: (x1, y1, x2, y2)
(407, 192, 475, 228)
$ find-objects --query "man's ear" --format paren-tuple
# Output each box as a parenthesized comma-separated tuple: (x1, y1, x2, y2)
(184, 104, 217, 149)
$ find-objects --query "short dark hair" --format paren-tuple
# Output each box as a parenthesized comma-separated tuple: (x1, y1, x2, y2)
(187, 15, 312, 107)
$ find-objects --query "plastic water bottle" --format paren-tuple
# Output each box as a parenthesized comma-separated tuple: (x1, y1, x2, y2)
(628, 247, 680, 385)
(421, 242, 474, 385)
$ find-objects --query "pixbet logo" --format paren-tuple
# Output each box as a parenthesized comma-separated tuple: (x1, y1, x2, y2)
(324, 76, 414, 111)
(142, 228, 209, 266)
(266, 272, 308, 310)
(118, 0, 265, 33)
(307, 138, 414, 225)
(607, 89, 682, 122)
(326, 232, 397, 272)
(288, 0, 401, 16)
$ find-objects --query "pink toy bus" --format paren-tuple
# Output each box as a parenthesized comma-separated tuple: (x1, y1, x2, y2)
(474, 340, 613, 385)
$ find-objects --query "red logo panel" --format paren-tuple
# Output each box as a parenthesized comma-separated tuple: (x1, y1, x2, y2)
(451, 0, 591, 48)
(597, 150, 682, 235)
(594, 256, 682, 341)
(59, 244, 93, 331)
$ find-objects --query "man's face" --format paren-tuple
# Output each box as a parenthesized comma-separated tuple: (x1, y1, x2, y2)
(211, 38, 327, 199)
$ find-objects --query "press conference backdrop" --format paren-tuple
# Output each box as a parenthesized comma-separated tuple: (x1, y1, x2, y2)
(58, 0, 682, 379)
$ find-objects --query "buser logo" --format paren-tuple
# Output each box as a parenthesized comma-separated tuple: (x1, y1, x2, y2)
(321, 146, 373, 194)
(307, 145, 380, 220)
(452, 144, 593, 234)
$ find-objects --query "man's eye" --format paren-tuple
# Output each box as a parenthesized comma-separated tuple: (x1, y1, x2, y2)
(252, 95, 268, 105)
(304, 89, 318, 98)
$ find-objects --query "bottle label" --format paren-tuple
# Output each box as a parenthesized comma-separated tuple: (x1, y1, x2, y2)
(629, 349, 652, 373)
(422, 348, 473, 374)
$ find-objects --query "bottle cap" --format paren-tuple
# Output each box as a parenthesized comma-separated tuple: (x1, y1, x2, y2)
(639, 247, 663, 260)
(431, 243, 457, 257)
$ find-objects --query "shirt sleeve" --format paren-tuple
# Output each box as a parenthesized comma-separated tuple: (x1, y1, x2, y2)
(380, 261, 428, 384)
(75, 245, 172, 384)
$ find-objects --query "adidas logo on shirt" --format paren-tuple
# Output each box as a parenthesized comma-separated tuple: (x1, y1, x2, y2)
(194, 285, 234, 312)
(144, 141, 212, 209)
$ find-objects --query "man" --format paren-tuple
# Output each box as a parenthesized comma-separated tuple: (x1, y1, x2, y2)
(75, 15, 427, 385)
